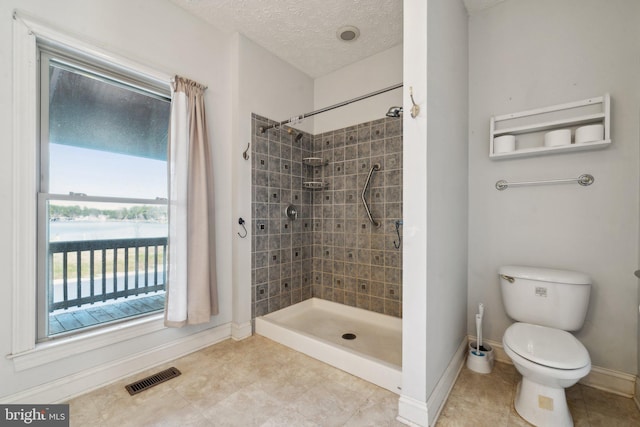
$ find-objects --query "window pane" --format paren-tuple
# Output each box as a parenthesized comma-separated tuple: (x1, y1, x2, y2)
(40, 51, 171, 339)
(46, 200, 168, 336)
(48, 143, 168, 199)
(47, 61, 170, 199)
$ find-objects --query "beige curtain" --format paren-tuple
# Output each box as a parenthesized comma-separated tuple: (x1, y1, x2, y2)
(165, 76, 218, 327)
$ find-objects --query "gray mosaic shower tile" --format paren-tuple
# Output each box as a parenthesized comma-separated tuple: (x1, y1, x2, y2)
(251, 113, 402, 319)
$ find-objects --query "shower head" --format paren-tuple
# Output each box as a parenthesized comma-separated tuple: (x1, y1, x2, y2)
(287, 128, 304, 142)
(386, 106, 403, 118)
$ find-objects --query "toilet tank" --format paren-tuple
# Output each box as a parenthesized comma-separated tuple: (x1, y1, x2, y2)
(499, 266, 591, 331)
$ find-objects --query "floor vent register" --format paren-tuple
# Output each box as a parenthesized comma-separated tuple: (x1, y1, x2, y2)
(125, 367, 182, 395)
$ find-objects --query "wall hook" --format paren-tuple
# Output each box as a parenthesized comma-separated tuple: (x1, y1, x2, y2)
(237, 217, 247, 238)
(242, 143, 250, 160)
(393, 220, 403, 249)
(409, 87, 420, 118)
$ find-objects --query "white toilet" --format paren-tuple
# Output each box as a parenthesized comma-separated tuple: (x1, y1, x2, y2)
(499, 266, 591, 427)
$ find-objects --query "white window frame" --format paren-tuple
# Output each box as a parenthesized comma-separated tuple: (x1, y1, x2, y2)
(36, 48, 170, 341)
(10, 12, 173, 371)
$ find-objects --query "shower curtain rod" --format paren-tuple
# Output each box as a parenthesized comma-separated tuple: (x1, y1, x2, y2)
(259, 82, 403, 134)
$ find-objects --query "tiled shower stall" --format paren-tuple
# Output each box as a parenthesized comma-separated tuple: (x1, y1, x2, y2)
(251, 113, 403, 319)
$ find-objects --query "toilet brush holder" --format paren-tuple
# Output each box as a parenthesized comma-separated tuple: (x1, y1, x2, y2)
(466, 341, 494, 374)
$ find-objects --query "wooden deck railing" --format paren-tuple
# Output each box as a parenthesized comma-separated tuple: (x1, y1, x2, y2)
(48, 237, 168, 311)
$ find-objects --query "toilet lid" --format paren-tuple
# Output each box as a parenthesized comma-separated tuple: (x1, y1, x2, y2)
(504, 323, 590, 370)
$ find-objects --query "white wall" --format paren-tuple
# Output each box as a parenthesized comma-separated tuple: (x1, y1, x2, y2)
(425, 0, 469, 396)
(236, 34, 315, 135)
(468, 0, 640, 375)
(313, 45, 403, 134)
(400, 0, 468, 425)
(231, 33, 314, 329)
(400, 0, 429, 420)
(0, 0, 234, 399)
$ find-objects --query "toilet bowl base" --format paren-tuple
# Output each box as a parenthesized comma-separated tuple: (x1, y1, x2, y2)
(514, 377, 573, 427)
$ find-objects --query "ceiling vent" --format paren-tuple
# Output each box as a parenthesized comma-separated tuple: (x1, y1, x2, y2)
(337, 26, 360, 42)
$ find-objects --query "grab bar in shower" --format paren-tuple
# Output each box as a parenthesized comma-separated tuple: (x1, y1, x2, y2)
(361, 163, 381, 228)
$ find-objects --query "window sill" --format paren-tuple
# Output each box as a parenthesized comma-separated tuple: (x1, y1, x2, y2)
(8, 313, 166, 371)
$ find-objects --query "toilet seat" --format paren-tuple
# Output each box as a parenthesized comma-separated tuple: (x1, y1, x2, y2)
(504, 322, 590, 370)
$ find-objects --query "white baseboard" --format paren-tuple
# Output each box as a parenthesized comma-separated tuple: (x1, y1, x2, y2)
(582, 366, 636, 398)
(635, 377, 640, 411)
(397, 394, 429, 427)
(428, 337, 467, 426)
(2, 323, 232, 404)
(398, 337, 466, 427)
(231, 321, 252, 341)
(468, 335, 636, 398)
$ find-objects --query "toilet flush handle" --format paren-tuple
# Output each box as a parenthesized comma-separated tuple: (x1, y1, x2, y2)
(500, 274, 515, 283)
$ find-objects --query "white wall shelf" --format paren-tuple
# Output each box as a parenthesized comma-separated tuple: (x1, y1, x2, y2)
(489, 94, 611, 159)
(490, 139, 611, 159)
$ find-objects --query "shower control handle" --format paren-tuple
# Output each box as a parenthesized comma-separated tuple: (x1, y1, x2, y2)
(285, 205, 298, 220)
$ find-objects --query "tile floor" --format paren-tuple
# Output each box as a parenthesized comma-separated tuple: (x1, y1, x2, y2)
(68, 336, 403, 427)
(437, 361, 640, 427)
(68, 335, 640, 426)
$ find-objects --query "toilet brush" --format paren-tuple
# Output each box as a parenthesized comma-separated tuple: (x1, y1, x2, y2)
(467, 303, 493, 374)
(478, 303, 484, 351)
(475, 314, 483, 355)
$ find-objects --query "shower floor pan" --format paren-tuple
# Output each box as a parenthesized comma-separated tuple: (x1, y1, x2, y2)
(255, 297, 402, 394)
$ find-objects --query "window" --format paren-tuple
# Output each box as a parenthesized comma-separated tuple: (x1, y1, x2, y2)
(37, 47, 171, 340)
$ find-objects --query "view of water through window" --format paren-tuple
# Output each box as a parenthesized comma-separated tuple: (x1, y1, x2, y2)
(40, 53, 171, 337)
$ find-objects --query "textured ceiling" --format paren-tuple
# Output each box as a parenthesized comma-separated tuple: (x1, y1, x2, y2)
(169, 1, 507, 78)
(170, 0, 403, 78)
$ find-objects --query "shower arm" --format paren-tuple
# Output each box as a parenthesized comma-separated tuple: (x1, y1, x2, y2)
(361, 164, 381, 228)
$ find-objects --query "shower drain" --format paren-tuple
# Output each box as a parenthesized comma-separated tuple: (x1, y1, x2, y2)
(342, 333, 357, 340)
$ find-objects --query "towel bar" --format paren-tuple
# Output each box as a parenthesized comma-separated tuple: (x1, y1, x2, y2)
(496, 174, 594, 191)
